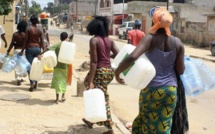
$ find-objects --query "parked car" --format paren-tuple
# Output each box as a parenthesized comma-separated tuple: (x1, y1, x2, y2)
(118, 21, 135, 40)
(211, 40, 215, 56)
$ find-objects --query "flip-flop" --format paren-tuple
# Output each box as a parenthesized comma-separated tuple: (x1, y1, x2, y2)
(125, 122, 132, 129)
(82, 118, 93, 128)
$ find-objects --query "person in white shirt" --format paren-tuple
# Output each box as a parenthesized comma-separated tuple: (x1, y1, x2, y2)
(0, 25, 7, 48)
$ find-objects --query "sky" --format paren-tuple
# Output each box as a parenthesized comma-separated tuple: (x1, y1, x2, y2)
(29, 0, 54, 9)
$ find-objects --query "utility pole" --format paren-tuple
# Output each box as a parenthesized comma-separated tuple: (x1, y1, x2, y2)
(167, 0, 169, 10)
(95, 0, 98, 16)
(122, 0, 124, 22)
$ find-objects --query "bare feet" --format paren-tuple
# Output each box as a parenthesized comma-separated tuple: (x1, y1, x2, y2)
(82, 118, 93, 128)
(54, 100, 59, 104)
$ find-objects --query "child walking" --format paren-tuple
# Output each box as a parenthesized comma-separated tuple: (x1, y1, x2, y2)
(39, 32, 73, 104)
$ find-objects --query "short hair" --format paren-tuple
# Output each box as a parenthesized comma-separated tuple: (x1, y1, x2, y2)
(60, 32, 68, 41)
(87, 16, 110, 37)
(17, 20, 27, 33)
(30, 15, 39, 24)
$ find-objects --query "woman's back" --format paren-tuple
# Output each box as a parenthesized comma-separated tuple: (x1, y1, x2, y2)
(27, 26, 41, 47)
(96, 36, 111, 68)
(13, 32, 25, 49)
(146, 35, 178, 87)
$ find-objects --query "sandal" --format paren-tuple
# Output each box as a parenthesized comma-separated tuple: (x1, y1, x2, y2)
(82, 118, 93, 128)
(125, 122, 132, 129)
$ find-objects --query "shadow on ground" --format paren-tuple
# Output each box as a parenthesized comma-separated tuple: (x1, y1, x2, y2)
(42, 124, 109, 134)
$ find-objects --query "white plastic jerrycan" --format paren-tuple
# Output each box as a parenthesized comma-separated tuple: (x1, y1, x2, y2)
(113, 44, 156, 90)
(2, 54, 19, 73)
(58, 41, 76, 64)
(84, 88, 107, 123)
(180, 56, 205, 96)
(42, 50, 57, 68)
(30, 58, 44, 81)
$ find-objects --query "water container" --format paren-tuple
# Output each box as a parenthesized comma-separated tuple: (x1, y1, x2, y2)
(84, 88, 107, 123)
(180, 56, 205, 96)
(42, 50, 57, 68)
(2, 54, 19, 73)
(58, 41, 76, 64)
(0, 53, 4, 63)
(14, 63, 27, 76)
(17, 55, 31, 71)
(113, 44, 156, 90)
(30, 58, 44, 81)
(2, 55, 10, 69)
(192, 59, 215, 91)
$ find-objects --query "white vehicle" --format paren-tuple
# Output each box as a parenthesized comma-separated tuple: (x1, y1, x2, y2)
(118, 21, 135, 40)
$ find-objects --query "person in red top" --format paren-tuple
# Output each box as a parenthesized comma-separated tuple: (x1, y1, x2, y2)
(127, 19, 145, 46)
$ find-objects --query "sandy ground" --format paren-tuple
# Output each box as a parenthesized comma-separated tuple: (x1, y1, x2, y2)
(0, 36, 122, 134)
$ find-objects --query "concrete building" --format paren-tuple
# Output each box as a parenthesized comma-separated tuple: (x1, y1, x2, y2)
(68, 0, 98, 29)
(0, 1, 17, 54)
(117, 0, 215, 47)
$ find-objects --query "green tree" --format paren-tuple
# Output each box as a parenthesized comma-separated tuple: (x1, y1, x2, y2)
(44, 2, 54, 15)
(29, 0, 42, 16)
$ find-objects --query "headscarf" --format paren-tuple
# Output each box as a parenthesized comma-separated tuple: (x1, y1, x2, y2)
(148, 7, 173, 36)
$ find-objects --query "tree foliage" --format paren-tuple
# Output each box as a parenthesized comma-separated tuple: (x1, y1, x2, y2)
(44, 2, 69, 15)
(0, 0, 13, 15)
(29, 0, 42, 16)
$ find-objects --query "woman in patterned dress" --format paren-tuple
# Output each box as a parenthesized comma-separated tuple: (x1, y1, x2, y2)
(82, 16, 119, 134)
(115, 7, 185, 134)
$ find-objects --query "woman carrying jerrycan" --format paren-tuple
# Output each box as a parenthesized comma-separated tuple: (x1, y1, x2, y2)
(19, 15, 44, 92)
(115, 7, 186, 134)
(38, 32, 73, 104)
(7, 20, 28, 86)
(82, 16, 119, 134)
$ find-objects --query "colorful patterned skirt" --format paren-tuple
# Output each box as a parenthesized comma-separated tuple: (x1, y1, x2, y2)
(84, 67, 114, 128)
(51, 68, 68, 94)
(132, 86, 177, 134)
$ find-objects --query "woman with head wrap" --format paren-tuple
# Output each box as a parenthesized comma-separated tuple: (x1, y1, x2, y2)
(115, 7, 185, 133)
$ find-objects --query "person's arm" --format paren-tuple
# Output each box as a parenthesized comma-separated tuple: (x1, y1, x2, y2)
(115, 35, 152, 84)
(20, 28, 29, 55)
(39, 30, 44, 51)
(110, 40, 119, 59)
(87, 37, 98, 89)
(175, 37, 185, 75)
(1, 34, 7, 48)
(69, 33, 74, 42)
(127, 31, 132, 44)
(7, 33, 15, 54)
(46, 32, 50, 44)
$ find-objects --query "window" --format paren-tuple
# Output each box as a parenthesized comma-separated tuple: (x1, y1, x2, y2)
(100, 0, 104, 8)
(107, 0, 110, 7)
(128, 22, 135, 27)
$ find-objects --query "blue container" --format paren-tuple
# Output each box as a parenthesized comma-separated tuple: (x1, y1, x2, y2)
(180, 56, 205, 96)
(18, 55, 31, 71)
(2, 54, 19, 73)
(192, 59, 215, 91)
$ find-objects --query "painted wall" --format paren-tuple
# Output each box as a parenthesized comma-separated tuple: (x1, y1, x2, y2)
(0, 3, 15, 54)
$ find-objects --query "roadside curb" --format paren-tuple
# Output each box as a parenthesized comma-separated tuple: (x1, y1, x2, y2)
(190, 55, 215, 63)
(112, 114, 131, 134)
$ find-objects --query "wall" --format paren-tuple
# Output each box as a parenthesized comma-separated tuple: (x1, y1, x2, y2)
(0, 3, 15, 54)
(126, 1, 215, 47)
